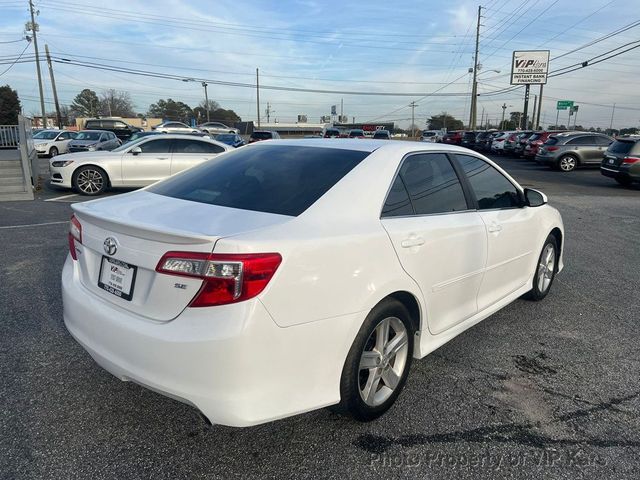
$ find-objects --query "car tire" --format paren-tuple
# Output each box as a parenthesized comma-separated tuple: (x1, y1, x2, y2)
(557, 155, 578, 172)
(49, 147, 58, 157)
(72, 165, 108, 196)
(335, 298, 414, 422)
(524, 234, 558, 301)
(615, 177, 632, 186)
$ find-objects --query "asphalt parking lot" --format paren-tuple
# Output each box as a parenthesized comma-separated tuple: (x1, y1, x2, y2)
(2, 154, 639, 479)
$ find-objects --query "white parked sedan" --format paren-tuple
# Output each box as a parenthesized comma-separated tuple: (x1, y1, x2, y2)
(50, 134, 231, 195)
(153, 121, 199, 134)
(33, 129, 77, 157)
(62, 139, 564, 427)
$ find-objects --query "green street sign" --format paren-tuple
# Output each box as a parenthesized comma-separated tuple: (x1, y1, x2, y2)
(557, 100, 574, 110)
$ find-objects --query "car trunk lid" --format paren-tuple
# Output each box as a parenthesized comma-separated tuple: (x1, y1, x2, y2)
(71, 191, 292, 321)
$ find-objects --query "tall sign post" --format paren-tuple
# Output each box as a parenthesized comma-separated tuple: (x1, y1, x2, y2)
(510, 50, 550, 130)
(556, 100, 574, 128)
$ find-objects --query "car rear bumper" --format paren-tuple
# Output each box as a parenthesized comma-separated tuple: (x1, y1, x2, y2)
(601, 165, 638, 182)
(62, 256, 360, 426)
(535, 154, 555, 164)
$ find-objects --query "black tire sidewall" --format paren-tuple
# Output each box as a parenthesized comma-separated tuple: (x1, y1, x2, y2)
(72, 166, 108, 196)
(49, 147, 58, 157)
(528, 235, 559, 300)
(339, 298, 414, 421)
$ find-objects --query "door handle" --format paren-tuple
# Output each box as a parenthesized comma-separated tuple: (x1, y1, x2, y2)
(157, 157, 169, 160)
(487, 223, 503, 233)
(401, 237, 425, 248)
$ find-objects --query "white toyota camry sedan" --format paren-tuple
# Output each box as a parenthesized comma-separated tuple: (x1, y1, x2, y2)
(62, 139, 564, 427)
(50, 134, 231, 195)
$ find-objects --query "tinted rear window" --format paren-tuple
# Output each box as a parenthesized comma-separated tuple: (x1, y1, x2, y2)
(544, 137, 559, 145)
(529, 134, 542, 141)
(148, 146, 369, 216)
(608, 140, 635, 154)
(251, 132, 273, 140)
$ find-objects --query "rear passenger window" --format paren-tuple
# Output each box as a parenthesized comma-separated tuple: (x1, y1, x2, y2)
(456, 155, 522, 210)
(173, 139, 225, 154)
(381, 176, 413, 217)
(397, 153, 468, 215)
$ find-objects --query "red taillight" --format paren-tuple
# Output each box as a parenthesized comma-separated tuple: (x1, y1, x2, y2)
(68, 214, 82, 260)
(622, 156, 640, 164)
(546, 146, 559, 151)
(156, 252, 282, 307)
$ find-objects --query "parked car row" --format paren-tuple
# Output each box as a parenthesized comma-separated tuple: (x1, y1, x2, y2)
(445, 127, 637, 186)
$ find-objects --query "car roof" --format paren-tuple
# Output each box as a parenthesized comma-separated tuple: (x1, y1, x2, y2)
(252, 138, 480, 154)
(77, 130, 107, 133)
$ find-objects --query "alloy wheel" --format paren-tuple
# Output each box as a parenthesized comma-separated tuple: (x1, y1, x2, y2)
(76, 169, 104, 194)
(537, 244, 556, 293)
(559, 156, 576, 171)
(358, 316, 409, 407)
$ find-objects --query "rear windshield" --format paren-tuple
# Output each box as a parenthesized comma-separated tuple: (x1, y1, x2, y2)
(251, 131, 272, 140)
(544, 137, 559, 145)
(148, 145, 369, 216)
(373, 132, 389, 138)
(463, 132, 475, 139)
(608, 140, 636, 154)
(529, 133, 542, 142)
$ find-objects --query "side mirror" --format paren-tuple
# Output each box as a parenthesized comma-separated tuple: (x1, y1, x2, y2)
(56, 137, 64, 141)
(524, 188, 547, 207)
(130, 146, 142, 155)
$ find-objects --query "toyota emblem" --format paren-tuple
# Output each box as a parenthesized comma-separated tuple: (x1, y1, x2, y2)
(103, 237, 118, 256)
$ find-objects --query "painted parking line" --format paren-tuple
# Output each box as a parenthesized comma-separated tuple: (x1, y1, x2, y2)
(44, 193, 79, 202)
(0, 220, 68, 230)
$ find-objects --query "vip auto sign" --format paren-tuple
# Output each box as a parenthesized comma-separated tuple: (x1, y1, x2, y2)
(510, 50, 550, 85)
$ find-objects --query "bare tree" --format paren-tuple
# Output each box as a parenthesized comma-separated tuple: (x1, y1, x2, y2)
(100, 89, 135, 117)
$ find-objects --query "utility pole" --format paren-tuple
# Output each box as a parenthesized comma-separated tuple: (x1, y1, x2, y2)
(468, 5, 482, 130)
(573, 106, 579, 130)
(522, 84, 530, 130)
(340, 98, 343, 119)
(535, 84, 543, 130)
(480, 106, 485, 130)
(44, 44, 62, 128)
(410, 101, 417, 139)
(28, 0, 47, 128)
(202, 82, 210, 122)
(531, 94, 537, 131)
(255, 68, 261, 128)
(266, 102, 271, 123)
(609, 103, 616, 132)
(501, 103, 507, 129)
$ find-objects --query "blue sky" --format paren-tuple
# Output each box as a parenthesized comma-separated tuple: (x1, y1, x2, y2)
(1, 0, 639, 128)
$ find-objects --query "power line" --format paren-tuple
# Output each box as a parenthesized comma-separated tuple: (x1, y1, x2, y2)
(50, 56, 472, 97)
(0, 41, 30, 76)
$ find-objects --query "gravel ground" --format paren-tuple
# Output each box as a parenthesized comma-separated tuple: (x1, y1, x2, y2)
(1, 155, 639, 479)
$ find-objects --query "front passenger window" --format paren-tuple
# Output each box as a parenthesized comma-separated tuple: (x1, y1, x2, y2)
(456, 155, 521, 210)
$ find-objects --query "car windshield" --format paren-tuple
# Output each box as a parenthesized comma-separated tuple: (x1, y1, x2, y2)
(148, 145, 370, 216)
(608, 140, 635, 154)
(251, 131, 273, 140)
(33, 131, 60, 140)
(75, 132, 101, 141)
(216, 134, 236, 142)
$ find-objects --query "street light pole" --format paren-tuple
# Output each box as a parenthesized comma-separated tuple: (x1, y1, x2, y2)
(501, 103, 507, 129)
(202, 82, 210, 122)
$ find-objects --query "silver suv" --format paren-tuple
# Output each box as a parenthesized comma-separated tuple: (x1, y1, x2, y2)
(535, 132, 613, 171)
